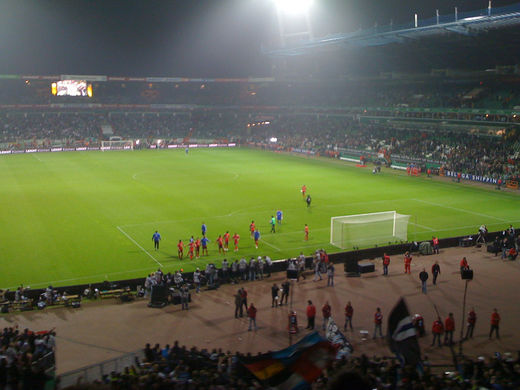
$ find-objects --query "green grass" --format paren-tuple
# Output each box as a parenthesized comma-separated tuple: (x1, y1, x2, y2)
(0, 148, 517, 289)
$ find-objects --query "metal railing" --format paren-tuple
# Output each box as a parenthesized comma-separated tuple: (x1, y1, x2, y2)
(57, 349, 144, 389)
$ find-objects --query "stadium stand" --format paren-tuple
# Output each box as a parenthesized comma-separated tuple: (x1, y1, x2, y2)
(58, 342, 520, 389)
(0, 327, 56, 389)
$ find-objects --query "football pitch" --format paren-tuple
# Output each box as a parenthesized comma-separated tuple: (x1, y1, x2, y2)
(0, 148, 518, 289)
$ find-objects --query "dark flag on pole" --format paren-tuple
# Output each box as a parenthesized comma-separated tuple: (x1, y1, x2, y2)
(387, 298, 421, 366)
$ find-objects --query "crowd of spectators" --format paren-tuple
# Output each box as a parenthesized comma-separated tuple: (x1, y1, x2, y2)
(0, 326, 56, 390)
(61, 341, 520, 389)
(1, 109, 519, 180)
(4, 77, 520, 111)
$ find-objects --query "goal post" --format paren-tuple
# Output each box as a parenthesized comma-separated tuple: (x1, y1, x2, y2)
(330, 211, 410, 250)
(101, 140, 134, 151)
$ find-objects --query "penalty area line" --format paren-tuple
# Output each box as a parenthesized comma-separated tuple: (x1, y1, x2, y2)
(116, 226, 164, 268)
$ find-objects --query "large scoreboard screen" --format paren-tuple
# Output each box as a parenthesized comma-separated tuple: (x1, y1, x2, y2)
(51, 80, 92, 97)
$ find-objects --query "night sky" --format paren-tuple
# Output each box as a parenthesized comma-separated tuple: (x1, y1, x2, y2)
(0, 0, 518, 77)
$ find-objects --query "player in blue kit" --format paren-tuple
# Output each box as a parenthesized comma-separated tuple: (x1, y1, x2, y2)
(254, 229, 260, 249)
(201, 222, 207, 236)
(276, 209, 283, 224)
(201, 235, 210, 256)
(152, 231, 161, 250)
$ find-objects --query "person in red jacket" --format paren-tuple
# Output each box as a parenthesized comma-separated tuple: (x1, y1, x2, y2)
(247, 303, 257, 331)
(404, 252, 412, 274)
(444, 313, 455, 345)
(431, 317, 444, 347)
(344, 301, 354, 331)
(305, 300, 316, 330)
(432, 236, 440, 254)
(489, 308, 500, 339)
(460, 257, 469, 273)
(322, 301, 332, 330)
(373, 307, 383, 339)
(382, 253, 390, 276)
(465, 308, 477, 339)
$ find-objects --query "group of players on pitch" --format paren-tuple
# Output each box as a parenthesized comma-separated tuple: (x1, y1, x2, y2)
(151, 185, 312, 259)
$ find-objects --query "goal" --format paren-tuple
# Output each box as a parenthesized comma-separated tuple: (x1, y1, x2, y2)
(330, 211, 410, 250)
(101, 140, 134, 151)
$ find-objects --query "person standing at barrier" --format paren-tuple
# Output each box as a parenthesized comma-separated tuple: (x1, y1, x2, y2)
(313, 257, 322, 281)
(432, 262, 441, 285)
(344, 301, 354, 331)
(181, 284, 189, 310)
(404, 252, 412, 274)
(298, 252, 306, 281)
(432, 236, 440, 254)
(193, 268, 201, 293)
(306, 300, 316, 330)
(327, 263, 335, 287)
(382, 253, 390, 276)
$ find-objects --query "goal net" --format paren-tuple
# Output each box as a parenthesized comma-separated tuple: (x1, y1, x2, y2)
(101, 140, 134, 151)
(330, 211, 410, 250)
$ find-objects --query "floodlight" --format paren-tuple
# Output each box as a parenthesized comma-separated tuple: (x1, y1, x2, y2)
(274, 0, 313, 14)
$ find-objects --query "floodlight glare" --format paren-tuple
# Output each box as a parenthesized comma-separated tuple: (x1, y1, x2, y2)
(274, 0, 313, 14)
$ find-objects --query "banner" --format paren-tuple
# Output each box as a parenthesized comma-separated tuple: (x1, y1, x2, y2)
(445, 170, 498, 184)
(242, 332, 336, 389)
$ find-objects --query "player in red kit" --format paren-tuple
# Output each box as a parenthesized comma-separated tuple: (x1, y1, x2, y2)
(188, 240, 195, 260)
(177, 240, 184, 259)
(301, 185, 307, 198)
(223, 231, 230, 252)
(249, 221, 255, 238)
(195, 237, 201, 258)
(304, 224, 309, 241)
(233, 233, 240, 251)
(216, 235, 224, 254)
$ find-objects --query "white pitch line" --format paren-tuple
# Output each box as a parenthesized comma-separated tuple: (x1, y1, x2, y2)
(117, 226, 164, 267)
(2, 266, 159, 291)
(412, 198, 508, 222)
(261, 238, 281, 251)
(409, 222, 435, 231)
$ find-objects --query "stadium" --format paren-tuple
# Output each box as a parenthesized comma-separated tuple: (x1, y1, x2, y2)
(0, 0, 520, 389)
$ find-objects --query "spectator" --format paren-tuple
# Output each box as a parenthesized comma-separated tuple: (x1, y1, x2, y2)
(322, 301, 332, 330)
(373, 308, 383, 339)
(306, 300, 316, 330)
(247, 303, 258, 331)
(344, 301, 354, 331)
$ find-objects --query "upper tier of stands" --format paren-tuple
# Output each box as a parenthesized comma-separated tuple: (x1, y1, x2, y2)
(3, 75, 520, 110)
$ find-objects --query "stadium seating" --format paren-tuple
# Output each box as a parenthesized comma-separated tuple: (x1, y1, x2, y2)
(58, 340, 520, 389)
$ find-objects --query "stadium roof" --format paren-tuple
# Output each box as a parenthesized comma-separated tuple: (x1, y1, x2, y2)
(265, 2, 520, 56)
